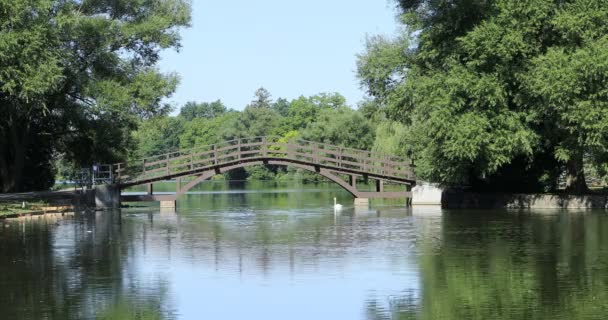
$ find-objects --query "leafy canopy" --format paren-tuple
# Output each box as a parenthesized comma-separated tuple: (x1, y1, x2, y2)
(0, 0, 191, 192)
(358, 0, 608, 192)
(179, 100, 227, 121)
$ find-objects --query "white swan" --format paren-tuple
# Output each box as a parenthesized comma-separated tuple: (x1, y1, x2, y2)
(333, 197, 343, 212)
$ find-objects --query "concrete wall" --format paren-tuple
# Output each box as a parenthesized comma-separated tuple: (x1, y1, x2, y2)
(442, 190, 608, 209)
(412, 183, 443, 205)
(94, 185, 121, 208)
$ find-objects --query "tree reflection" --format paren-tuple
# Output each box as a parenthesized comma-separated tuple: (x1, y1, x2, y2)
(0, 212, 173, 320)
(97, 299, 166, 320)
(7, 188, 607, 320)
(367, 212, 608, 320)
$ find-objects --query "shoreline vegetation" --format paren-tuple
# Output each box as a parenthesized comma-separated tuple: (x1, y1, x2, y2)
(2, 0, 608, 198)
(0, 201, 74, 219)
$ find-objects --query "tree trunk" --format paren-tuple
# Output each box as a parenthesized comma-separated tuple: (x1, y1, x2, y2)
(0, 115, 29, 193)
(0, 152, 9, 193)
(564, 153, 588, 194)
(9, 123, 29, 192)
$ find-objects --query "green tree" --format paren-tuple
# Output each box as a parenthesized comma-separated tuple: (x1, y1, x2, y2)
(133, 117, 184, 157)
(0, 0, 191, 192)
(310, 92, 347, 109)
(179, 100, 227, 121)
(179, 112, 240, 149)
(372, 120, 408, 156)
(301, 107, 375, 150)
(223, 106, 282, 139)
(286, 96, 320, 130)
(248, 87, 273, 109)
(358, 0, 608, 193)
(271, 97, 290, 117)
(215, 88, 282, 139)
(523, 32, 608, 193)
(286, 93, 348, 130)
(358, 99, 383, 123)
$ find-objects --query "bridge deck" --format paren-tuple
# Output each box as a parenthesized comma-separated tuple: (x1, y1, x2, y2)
(111, 136, 416, 189)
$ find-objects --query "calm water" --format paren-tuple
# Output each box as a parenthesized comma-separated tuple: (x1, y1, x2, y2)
(1, 181, 607, 320)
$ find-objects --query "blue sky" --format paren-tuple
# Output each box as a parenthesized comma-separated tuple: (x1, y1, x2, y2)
(159, 1, 399, 111)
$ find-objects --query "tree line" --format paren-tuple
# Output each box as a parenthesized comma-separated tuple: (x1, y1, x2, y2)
(127, 88, 379, 181)
(2, 0, 607, 193)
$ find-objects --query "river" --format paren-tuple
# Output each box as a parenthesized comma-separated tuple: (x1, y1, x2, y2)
(0, 181, 607, 319)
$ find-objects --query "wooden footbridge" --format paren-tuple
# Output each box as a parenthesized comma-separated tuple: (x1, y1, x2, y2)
(109, 136, 416, 207)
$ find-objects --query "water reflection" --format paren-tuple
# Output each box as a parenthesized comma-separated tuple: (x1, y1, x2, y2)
(1, 182, 607, 319)
(366, 211, 608, 320)
(0, 212, 174, 319)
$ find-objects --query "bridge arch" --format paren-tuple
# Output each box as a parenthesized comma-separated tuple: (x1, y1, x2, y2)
(174, 159, 359, 199)
(116, 136, 415, 205)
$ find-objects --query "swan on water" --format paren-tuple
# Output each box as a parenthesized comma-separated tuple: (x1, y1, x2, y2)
(333, 197, 343, 212)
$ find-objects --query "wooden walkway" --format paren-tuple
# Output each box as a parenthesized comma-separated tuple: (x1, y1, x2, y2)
(112, 136, 416, 203)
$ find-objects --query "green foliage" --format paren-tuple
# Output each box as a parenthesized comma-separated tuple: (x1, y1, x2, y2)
(271, 97, 290, 117)
(133, 117, 184, 157)
(524, 36, 608, 168)
(179, 112, 240, 149)
(179, 100, 227, 121)
(358, 99, 384, 123)
(372, 120, 408, 156)
(0, 0, 191, 192)
(356, 35, 410, 112)
(285, 130, 300, 140)
(247, 87, 273, 109)
(0, 0, 62, 98)
(285, 92, 347, 130)
(245, 165, 276, 181)
(285, 96, 321, 130)
(309, 92, 348, 109)
(130, 88, 377, 183)
(301, 107, 375, 150)
(225, 106, 282, 138)
(358, 0, 608, 192)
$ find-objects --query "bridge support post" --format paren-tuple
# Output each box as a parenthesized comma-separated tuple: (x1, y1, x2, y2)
(406, 184, 412, 207)
(95, 184, 121, 209)
(354, 198, 369, 206)
(147, 183, 153, 195)
(349, 175, 356, 188)
(160, 200, 176, 209)
(375, 180, 384, 192)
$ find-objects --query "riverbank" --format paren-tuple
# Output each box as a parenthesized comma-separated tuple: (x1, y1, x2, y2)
(0, 189, 92, 219)
(3, 181, 608, 212)
(412, 182, 608, 209)
(0, 202, 76, 220)
(442, 190, 608, 209)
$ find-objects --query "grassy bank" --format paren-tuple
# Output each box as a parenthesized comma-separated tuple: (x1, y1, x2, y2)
(0, 201, 51, 217)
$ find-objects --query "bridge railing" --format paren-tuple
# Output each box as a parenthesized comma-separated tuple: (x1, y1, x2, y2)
(112, 136, 414, 185)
